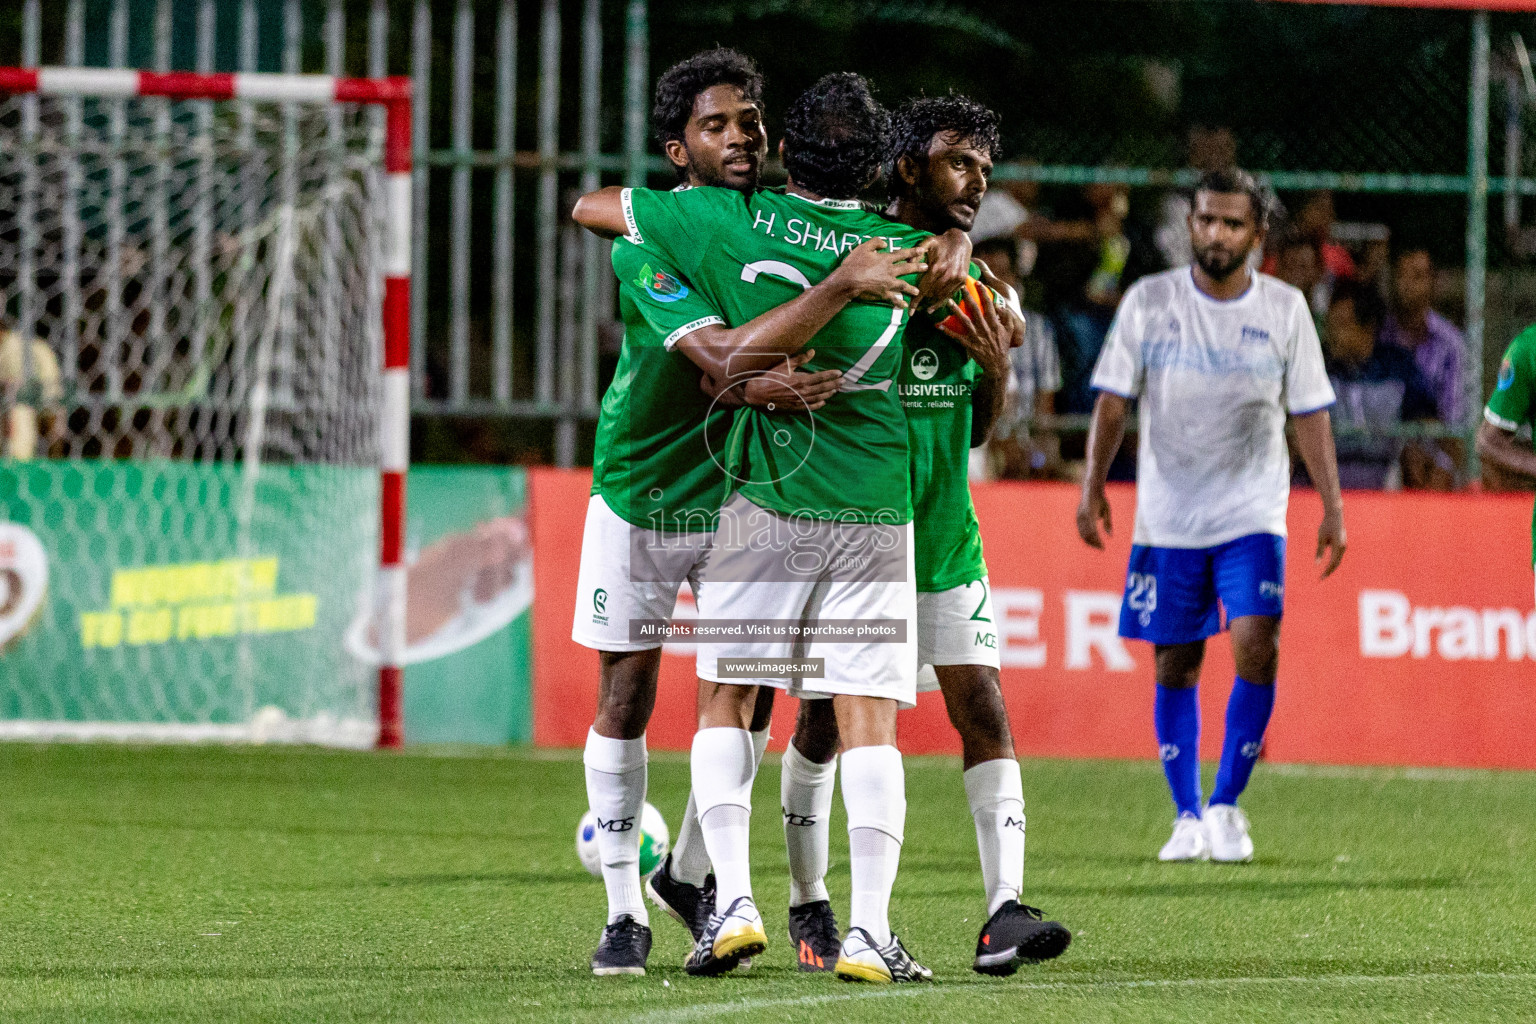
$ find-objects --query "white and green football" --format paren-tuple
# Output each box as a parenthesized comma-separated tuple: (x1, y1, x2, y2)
(576, 802, 669, 879)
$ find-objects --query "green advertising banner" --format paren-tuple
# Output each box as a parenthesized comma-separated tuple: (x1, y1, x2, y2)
(400, 466, 532, 746)
(0, 460, 531, 746)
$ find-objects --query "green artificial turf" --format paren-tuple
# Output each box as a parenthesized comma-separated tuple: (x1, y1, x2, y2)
(0, 743, 1533, 1022)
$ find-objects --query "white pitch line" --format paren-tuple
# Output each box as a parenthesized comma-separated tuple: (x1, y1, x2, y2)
(619, 970, 1536, 1024)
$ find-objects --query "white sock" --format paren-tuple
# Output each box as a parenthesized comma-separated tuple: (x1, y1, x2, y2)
(964, 758, 1026, 917)
(751, 724, 772, 767)
(781, 739, 837, 908)
(671, 791, 711, 886)
(691, 726, 757, 910)
(583, 728, 648, 926)
(672, 725, 769, 887)
(841, 744, 905, 946)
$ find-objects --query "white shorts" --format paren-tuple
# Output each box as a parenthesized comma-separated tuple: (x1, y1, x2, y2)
(692, 495, 918, 708)
(915, 576, 1000, 693)
(571, 494, 711, 652)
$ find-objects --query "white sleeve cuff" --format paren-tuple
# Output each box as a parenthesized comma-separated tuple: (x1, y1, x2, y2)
(1288, 397, 1337, 416)
(1485, 405, 1523, 431)
(1089, 372, 1138, 399)
(620, 187, 642, 244)
(662, 315, 725, 351)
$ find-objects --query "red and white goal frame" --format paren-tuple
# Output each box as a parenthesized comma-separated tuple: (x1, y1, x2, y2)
(0, 66, 413, 749)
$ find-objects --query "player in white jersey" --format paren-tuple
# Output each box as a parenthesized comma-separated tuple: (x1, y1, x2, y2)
(1076, 168, 1347, 863)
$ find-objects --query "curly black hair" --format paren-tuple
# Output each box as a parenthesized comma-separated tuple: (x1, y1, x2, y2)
(652, 48, 763, 179)
(781, 72, 889, 200)
(884, 95, 1000, 201)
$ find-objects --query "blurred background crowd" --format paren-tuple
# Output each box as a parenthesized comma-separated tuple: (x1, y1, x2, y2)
(969, 128, 1476, 492)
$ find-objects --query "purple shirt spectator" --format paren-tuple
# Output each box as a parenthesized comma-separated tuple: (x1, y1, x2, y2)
(1381, 249, 1466, 427)
(1380, 310, 1465, 427)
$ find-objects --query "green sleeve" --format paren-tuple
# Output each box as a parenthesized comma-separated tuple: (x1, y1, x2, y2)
(1485, 328, 1536, 430)
(621, 187, 736, 279)
(611, 238, 725, 350)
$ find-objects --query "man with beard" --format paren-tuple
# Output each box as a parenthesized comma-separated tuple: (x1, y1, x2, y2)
(574, 49, 928, 977)
(774, 95, 1071, 978)
(1076, 168, 1347, 864)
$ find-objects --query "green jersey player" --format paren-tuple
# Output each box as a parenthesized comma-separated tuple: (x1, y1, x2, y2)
(580, 72, 947, 984)
(573, 50, 928, 980)
(1477, 325, 1536, 586)
(777, 95, 1071, 977)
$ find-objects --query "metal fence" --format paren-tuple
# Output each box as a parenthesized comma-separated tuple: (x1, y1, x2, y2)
(0, 0, 1526, 473)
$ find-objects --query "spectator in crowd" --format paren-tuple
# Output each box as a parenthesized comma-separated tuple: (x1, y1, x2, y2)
(0, 313, 63, 460)
(1270, 231, 1326, 329)
(968, 234, 1063, 481)
(1380, 247, 1465, 489)
(1265, 190, 1351, 288)
(968, 174, 1104, 297)
(1039, 182, 1157, 418)
(1380, 248, 1465, 428)
(1322, 279, 1438, 490)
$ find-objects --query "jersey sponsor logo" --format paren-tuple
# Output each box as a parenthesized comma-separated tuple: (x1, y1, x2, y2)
(782, 810, 817, 827)
(1497, 358, 1515, 391)
(899, 382, 969, 397)
(1126, 572, 1158, 627)
(910, 348, 940, 381)
(594, 588, 608, 614)
(974, 631, 997, 648)
(634, 262, 689, 303)
(595, 814, 635, 833)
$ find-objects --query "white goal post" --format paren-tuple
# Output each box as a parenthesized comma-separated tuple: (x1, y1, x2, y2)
(0, 67, 412, 748)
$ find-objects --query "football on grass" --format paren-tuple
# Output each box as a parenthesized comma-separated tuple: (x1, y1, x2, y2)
(576, 802, 670, 879)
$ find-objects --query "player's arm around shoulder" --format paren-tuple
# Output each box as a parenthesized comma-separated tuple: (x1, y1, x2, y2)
(1477, 330, 1536, 481)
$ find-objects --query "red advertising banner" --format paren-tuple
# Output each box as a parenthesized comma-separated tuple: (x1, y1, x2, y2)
(530, 468, 1535, 769)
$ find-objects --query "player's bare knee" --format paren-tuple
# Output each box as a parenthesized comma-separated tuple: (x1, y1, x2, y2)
(937, 665, 1014, 762)
(791, 698, 840, 763)
(696, 680, 759, 730)
(1154, 642, 1204, 687)
(594, 650, 660, 737)
(1230, 616, 1280, 684)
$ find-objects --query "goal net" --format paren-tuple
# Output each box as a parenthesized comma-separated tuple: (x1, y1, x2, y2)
(0, 70, 411, 747)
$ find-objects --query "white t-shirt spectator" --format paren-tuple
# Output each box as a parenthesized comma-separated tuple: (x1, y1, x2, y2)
(1091, 267, 1335, 548)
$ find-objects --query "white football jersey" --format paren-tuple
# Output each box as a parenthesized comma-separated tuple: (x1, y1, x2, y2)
(1091, 267, 1335, 549)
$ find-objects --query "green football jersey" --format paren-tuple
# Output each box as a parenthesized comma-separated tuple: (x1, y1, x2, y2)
(1485, 324, 1536, 565)
(624, 186, 930, 523)
(900, 313, 987, 592)
(590, 235, 732, 531)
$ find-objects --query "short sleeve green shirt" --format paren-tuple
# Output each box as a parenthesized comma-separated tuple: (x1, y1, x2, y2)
(623, 186, 930, 523)
(1485, 325, 1536, 565)
(590, 234, 732, 531)
(900, 309, 987, 592)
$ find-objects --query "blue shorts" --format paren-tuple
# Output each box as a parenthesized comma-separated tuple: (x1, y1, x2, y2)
(1119, 533, 1286, 646)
